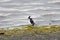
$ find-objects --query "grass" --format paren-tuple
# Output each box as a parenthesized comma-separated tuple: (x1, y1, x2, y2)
(0, 25, 60, 36)
(0, 25, 60, 40)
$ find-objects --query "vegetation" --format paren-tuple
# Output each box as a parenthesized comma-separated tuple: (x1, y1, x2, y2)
(0, 25, 60, 40)
(0, 25, 59, 36)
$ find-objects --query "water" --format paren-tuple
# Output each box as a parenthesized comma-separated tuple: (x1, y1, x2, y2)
(0, 0, 60, 28)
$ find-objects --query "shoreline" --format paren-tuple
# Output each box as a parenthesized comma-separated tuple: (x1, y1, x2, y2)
(0, 25, 59, 40)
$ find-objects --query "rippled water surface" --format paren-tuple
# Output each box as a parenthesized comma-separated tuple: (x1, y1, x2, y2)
(0, 0, 60, 28)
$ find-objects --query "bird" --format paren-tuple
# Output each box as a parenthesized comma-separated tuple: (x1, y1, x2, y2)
(28, 16, 35, 26)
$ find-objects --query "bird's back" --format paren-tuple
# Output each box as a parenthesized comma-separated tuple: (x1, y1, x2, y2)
(29, 18, 35, 26)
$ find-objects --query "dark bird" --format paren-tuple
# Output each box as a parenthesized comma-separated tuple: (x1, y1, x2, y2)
(28, 16, 35, 26)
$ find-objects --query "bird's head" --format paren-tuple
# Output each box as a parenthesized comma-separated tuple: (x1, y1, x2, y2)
(28, 16, 31, 19)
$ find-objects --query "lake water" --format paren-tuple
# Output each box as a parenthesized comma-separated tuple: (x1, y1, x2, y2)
(0, 0, 60, 28)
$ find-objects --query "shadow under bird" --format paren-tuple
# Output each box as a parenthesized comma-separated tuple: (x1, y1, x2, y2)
(28, 16, 35, 26)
